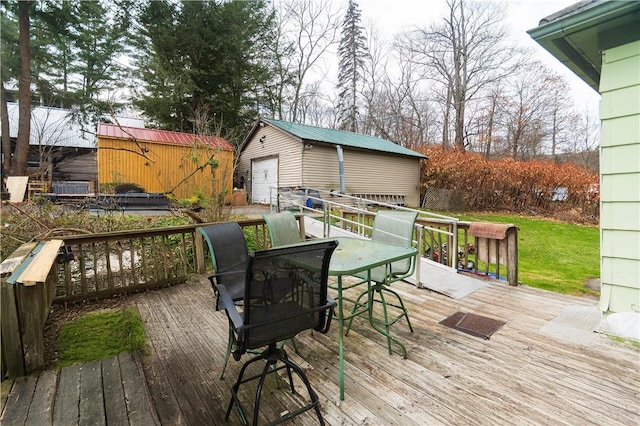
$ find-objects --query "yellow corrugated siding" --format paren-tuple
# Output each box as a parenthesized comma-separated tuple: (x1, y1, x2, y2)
(98, 137, 233, 201)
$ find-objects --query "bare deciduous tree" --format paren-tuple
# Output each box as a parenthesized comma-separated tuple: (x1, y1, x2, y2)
(270, 0, 342, 123)
(401, 0, 521, 151)
(544, 73, 574, 156)
(500, 61, 555, 159)
(567, 105, 600, 170)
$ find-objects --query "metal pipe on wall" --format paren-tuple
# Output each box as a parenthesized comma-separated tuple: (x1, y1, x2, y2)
(336, 145, 346, 194)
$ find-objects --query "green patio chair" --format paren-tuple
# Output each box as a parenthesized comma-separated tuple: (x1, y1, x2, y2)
(348, 210, 418, 356)
(262, 211, 306, 353)
(262, 211, 302, 247)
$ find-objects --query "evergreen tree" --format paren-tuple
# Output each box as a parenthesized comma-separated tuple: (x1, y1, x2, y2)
(133, 0, 275, 144)
(336, 0, 368, 132)
(1, 3, 19, 174)
(3, 1, 132, 116)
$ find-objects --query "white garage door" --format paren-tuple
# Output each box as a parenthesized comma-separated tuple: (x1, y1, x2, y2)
(251, 157, 278, 204)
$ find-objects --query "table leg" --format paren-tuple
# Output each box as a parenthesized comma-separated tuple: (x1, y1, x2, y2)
(337, 275, 345, 401)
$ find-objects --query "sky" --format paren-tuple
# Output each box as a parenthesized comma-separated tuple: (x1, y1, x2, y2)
(357, 0, 601, 111)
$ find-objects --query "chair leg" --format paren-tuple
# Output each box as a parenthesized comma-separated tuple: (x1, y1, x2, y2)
(278, 337, 300, 354)
(225, 354, 266, 424)
(377, 289, 393, 355)
(382, 287, 414, 332)
(345, 289, 370, 335)
(253, 357, 278, 426)
(219, 325, 234, 379)
(346, 283, 413, 357)
(226, 347, 325, 426)
(278, 353, 325, 426)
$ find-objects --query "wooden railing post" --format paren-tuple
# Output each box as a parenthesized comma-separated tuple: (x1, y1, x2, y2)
(194, 231, 205, 273)
(468, 222, 519, 286)
(295, 214, 306, 241)
(506, 226, 519, 286)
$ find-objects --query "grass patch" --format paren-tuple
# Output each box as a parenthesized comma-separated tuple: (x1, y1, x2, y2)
(454, 212, 600, 295)
(57, 308, 146, 368)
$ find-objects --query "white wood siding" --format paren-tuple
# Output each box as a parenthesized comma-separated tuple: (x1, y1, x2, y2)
(598, 40, 640, 313)
(238, 126, 303, 199)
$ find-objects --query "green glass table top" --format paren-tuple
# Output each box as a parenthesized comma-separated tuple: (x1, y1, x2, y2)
(327, 237, 417, 276)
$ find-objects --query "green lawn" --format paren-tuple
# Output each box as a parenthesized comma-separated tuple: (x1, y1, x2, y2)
(454, 212, 600, 295)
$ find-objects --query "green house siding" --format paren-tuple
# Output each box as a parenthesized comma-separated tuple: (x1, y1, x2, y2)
(599, 40, 640, 312)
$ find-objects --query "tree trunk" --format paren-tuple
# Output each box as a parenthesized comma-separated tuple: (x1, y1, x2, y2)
(1, 83, 12, 175)
(14, 1, 32, 176)
(484, 101, 495, 158)
(442, 83, 451, 148)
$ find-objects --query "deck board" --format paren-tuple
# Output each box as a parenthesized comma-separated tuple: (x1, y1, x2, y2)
(1, 274, 639, 425)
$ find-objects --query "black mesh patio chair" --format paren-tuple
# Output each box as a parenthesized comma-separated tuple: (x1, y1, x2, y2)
(262, 211, 307, 353)
(198, 222, 249, 379)
(218, 240, 338, 426)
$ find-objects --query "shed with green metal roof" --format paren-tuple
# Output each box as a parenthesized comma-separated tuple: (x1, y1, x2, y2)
(238, 118, 427, 206)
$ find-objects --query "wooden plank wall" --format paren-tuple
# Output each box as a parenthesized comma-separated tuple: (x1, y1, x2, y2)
(98, 138, 234, 200)
(1, 241, 62, 377)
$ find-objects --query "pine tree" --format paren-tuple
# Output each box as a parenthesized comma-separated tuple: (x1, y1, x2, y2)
(336, 0, 368, 132)
(133, 0, 275, 143)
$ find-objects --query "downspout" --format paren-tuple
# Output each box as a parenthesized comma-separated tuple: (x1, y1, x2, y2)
(336, 145, 346, 194)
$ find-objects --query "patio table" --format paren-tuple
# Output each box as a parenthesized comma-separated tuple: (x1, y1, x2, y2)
(324, 237, 418, 400)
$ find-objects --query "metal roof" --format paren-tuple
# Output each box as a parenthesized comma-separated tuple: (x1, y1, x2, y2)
(4, 103, 144, 149)
(262, 118, 427, 159)
(527, 0, 640, 92)
(97, 123, 233, 150)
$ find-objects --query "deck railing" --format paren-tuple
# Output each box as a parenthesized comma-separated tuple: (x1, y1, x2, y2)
(1, 210, 516, 379)
(53, 218, 285, 303)
(0, 217, 295, 378)
(334, 210, 518, 286)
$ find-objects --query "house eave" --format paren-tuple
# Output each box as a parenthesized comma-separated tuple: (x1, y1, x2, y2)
(527, 0, 640, 92)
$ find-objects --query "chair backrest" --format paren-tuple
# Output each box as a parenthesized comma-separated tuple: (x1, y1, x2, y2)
(240, 240, 338, 352)
(198, 222, 248, 304)
(262, 211, 301, 247)
(371, 210, 418, 275)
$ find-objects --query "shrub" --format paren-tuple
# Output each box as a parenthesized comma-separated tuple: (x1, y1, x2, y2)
(114, 183, 146, 193)
(419, 147, 599, 223)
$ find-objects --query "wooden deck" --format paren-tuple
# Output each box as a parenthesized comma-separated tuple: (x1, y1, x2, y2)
(2, 274, 639, 425)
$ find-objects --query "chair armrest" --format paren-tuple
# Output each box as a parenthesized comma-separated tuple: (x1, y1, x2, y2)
(217, 284, 243, 330)
(317, 295, 337, 334)
(208, 269, 244, 281)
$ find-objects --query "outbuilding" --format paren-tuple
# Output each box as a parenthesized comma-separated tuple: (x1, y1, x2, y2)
(97, 123, 234, 201)
(238, 118, 427, 207)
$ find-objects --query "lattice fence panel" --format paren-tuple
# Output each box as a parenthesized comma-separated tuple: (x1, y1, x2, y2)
(421, 188, 466, 211)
